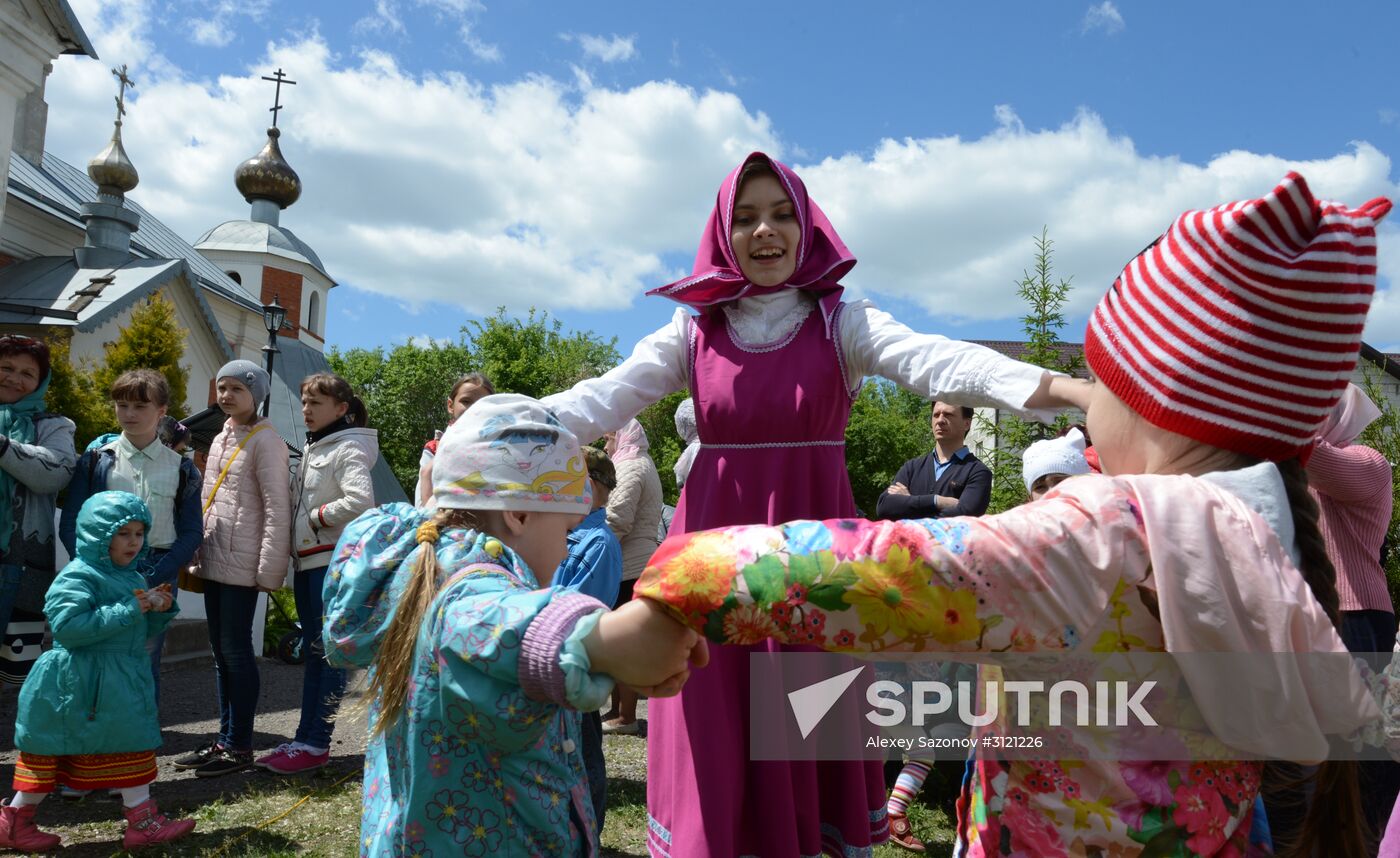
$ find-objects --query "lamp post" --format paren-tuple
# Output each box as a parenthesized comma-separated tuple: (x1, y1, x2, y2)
(261, 295, 286, 417)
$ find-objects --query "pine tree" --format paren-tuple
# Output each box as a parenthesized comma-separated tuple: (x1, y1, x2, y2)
(93, 290, 189, 411)
(978, 229, 1082, 513)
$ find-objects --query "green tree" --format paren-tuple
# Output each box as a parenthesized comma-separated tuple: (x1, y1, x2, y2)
(93, 291, 189, 412)
(41, 292, 192, 452)
(978, 228, 1083, 513)
(845, 381, 935, 516)
(42, 330, 109, 449)
(466, 308, 619, 400)
(330, 308, 622, 494)
(1357, 367, 1400, 606)
(329, 334, 477, 493)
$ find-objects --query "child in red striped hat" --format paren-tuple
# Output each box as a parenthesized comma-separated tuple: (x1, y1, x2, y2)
(626, 173, 1395, 857)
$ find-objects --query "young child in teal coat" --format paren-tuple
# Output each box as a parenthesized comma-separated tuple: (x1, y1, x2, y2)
(0, 490, 195, 851)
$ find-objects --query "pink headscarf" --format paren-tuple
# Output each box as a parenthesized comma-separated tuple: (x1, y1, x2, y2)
(647, 152, 856, 333)
(607, 419, 650, 464)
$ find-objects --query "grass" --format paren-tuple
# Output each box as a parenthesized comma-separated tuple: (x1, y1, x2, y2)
(599, 731, 959, 858)
(37, 741, 956, 856)
(32, 764, 362, 857)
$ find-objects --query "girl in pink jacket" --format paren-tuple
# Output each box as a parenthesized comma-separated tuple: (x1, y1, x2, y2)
(177, 360, 291, 778)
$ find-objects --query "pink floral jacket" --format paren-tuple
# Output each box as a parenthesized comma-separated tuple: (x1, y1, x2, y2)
(635, 473, 1377, 858)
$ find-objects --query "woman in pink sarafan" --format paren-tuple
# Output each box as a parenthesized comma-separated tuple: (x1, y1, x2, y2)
(544, 152, 1085, 857)
(632, 174, 1398, 857)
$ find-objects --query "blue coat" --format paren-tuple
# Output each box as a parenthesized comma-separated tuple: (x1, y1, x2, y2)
(16, 491, 177, 755)
(323, 504, 612, 858)
(553, 508, 622, 606)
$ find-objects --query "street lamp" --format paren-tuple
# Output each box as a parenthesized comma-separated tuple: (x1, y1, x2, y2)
(261, 295, 286, 416)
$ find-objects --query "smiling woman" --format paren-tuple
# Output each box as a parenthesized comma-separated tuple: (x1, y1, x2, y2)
(542, 151, 1088, 858)
(0, 335, 76, 688)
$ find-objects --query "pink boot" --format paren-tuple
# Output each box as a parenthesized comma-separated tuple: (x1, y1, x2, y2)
(121, 800, 195, 849)
(0, 800, 62, 852)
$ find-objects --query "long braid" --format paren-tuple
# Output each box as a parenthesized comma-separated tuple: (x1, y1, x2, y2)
(365, 508, 479, 736)
(1271, 457, 1369, 856)
(1275, 458, 1340, 626)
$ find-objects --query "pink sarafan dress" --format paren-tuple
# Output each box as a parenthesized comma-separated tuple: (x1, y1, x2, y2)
(648, 301, 886, 858)
(542, 152, 1051, 857)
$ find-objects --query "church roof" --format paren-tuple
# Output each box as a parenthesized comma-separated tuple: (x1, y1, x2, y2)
(34, 0, 97, 57)
(7, 151, 263, 312)
(194, 219, 333, 282)
(0, 255, 232, 360)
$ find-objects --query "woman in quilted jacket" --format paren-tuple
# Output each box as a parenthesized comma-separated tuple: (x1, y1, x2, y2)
(176, 360, 291, 778)
(0, 491, 193, 851)
(257, 372, 378, 775)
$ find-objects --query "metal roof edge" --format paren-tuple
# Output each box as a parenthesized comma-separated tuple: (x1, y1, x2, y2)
(74, 258, 185, 332)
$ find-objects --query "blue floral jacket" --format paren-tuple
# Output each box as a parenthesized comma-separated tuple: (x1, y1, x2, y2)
(323, 504, 612, 858)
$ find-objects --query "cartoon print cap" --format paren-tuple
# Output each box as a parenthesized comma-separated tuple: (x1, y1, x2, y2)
(433, 393, 591, 514)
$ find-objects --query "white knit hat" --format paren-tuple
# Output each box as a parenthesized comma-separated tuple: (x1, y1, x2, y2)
(433, 393, 591, 514)
(1021, 428, 1092, 493)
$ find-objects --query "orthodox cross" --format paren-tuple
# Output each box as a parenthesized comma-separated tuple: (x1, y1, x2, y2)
(111, 64, 134, 126)
(261, 68, 297, 128)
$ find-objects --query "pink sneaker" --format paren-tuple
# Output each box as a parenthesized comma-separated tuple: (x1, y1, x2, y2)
(122, 800, 195, 848)
(262, 747, 329, 775)
(254, 743, 294, 770)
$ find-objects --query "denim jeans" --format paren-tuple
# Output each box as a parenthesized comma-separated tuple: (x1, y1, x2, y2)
(204, 580, 261, 751)
(139, 550, 178, 701)
(292, 566, 347, 749)
(580, 710, 607, 832)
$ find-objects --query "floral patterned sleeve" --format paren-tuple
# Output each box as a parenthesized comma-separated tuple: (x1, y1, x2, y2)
(633, 475, 1152, 654)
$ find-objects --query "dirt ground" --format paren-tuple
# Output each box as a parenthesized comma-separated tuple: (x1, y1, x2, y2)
(0, 656, 369, 855)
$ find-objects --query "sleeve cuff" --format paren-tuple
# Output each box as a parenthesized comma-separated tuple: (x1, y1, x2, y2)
(520, 591, 609, 706)
(560, 610, 615, 712)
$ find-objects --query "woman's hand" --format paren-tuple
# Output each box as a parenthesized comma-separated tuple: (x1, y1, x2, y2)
(585, 598, 709, 695)
(1026, 373, 1093, 412)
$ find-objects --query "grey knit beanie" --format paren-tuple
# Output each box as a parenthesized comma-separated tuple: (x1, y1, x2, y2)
(217, 359, 270, 405)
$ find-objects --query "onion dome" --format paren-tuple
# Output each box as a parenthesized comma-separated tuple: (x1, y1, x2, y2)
(87, 121, 138, 196)
(234, 126, 301, 210)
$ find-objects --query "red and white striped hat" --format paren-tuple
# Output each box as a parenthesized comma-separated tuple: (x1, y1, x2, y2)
(1084, 172, 1391, 462)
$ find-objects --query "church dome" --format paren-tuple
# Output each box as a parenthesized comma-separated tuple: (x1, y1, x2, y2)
(194, 220, 331, 280)
(88, 125, 138, 195)
(234, 127, 301, 209)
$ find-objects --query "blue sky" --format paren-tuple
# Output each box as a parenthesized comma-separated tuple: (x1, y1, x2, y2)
(44, 1, 1400, 355)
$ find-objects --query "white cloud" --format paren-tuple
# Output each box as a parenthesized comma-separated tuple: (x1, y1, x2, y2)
(45, 28, 779, 317)
(1082, 1, 1125, 35)
(799, 107, 1399, 345)
(189, 19, 233, 47)
(562, 33, 638, 64)
(354, 0, 406, 36)
(41, 4, 1398, 348)
(185, 0, 271, 47)
(460, 23, 501, 62)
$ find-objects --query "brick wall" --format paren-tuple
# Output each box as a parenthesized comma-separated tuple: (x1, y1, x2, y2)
(260, 266, 304, 334)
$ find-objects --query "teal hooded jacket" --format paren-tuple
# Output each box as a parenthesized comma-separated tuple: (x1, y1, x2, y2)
(15, 490, 177, 755)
